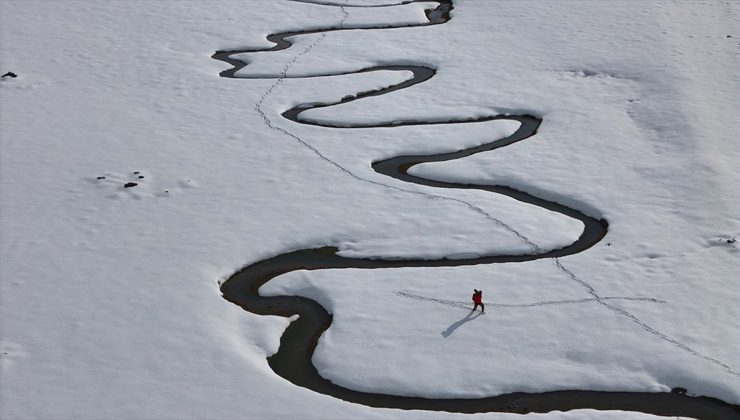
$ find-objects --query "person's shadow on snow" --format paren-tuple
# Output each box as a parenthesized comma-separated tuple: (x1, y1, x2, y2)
(441, 309, 483, 337)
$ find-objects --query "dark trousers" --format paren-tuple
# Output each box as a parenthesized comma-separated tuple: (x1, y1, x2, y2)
(473, 302, 484, 312)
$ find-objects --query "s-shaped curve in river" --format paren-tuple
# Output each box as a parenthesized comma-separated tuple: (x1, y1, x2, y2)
(212, 0, 740, 417)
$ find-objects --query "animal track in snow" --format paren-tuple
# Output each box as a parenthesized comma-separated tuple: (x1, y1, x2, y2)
(91, 170, 195, 199)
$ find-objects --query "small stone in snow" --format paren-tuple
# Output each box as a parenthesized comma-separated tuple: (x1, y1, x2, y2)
(96, 176, 106, 180)
(133, 171, 140, 174)
(124, 182, 138, 188)
(1, 72, 17, 78)
(138, 176, 144, 179)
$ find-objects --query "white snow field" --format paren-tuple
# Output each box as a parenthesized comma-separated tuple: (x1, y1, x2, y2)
(1, 0, 737, 418)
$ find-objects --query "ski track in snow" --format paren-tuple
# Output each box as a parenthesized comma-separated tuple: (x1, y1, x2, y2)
(212, 0, 739, 414)
(395, 291, 667, 310)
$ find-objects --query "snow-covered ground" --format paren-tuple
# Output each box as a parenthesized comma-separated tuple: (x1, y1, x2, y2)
(1, 0, 737, 418)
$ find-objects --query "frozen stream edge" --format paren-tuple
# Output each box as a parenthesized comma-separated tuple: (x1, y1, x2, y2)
(213, 0, 740, 417)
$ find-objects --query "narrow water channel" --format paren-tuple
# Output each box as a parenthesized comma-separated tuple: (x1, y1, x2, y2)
(213, 1, 739, 417)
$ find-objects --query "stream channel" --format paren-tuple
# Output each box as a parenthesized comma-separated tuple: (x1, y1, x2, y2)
(213, 1, 739, 417)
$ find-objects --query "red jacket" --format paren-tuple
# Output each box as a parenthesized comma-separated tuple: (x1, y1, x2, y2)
(472, 292, 482, 304)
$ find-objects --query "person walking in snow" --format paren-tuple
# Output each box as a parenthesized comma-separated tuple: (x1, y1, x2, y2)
(472, 289, 484, 312)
